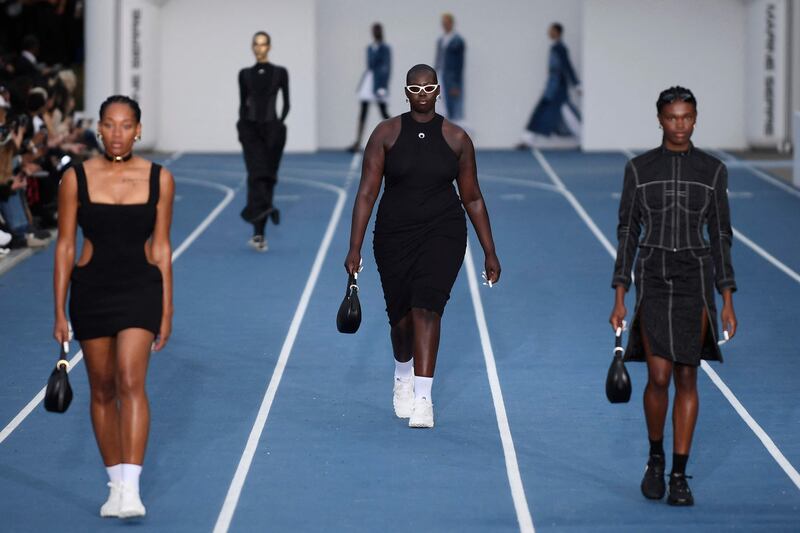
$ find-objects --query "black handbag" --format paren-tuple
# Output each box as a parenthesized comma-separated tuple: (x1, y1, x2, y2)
(44, 343, 73, 413)
(605, 327, 632, 404)
(336, 273, 361, 334)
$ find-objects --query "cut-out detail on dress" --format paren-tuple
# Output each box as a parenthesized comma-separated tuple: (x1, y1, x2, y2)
(75, 239, 94, 267)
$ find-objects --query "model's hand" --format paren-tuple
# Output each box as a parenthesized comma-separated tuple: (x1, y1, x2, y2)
(609, 302, 627, 331)
(721, 302, 737, 339)
(53, 316, 70, 345)
(152, 317, 171, 351)
(484, 253, 501, 284)
(344, 249, 361, 275)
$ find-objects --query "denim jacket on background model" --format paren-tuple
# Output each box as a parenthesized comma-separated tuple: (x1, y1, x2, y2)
(611, 144, 737, 294)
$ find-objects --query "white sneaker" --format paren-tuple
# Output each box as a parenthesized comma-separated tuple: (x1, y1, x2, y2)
(25, 233, 48, 248)
(408, 397, 434, 428)
(0, 229, 11, 247)
(99, 482, 122, 517)
(118, 483, 146, 519)
(247, 235, 268, 252)
(392, 378, 414, 418)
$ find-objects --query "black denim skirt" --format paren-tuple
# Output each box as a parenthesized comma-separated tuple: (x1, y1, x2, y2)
(625, 247, 723, 366)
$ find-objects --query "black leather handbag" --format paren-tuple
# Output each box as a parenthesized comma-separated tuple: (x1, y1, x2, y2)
(44, 343, 73, 413)
(605, 328, 632, 404)
(336, 273, 361, 334)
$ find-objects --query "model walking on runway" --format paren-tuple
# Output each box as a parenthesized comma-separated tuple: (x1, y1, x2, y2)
(347, 22, 391, 153)
(345, 64, 500, 428)
(53, 95, 174, 519)
(237, 31, 289, 252)
(609, 86, 738, 506)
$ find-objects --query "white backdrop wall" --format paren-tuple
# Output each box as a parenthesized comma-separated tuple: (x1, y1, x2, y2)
(316, 0, 583, 149)
(156, 0, 317, 152)
(582, 0, 748, 151)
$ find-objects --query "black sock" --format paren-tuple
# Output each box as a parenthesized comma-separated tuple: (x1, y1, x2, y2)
(671, 453, 689, 475)
(649, 438, 664, 457)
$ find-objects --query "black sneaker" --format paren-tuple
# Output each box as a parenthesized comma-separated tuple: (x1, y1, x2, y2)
(640, 455, 666, 499)
(667, 473, 694, 506)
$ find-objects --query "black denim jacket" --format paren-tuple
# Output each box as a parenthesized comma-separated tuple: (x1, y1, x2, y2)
(612, 144, 737, 294)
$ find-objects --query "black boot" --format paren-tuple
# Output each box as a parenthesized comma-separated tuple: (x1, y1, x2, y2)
(640, 455, 666, 500)
(667, 473, 694, 506)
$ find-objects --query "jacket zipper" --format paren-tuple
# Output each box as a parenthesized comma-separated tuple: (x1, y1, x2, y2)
(672, 157, 678, 252)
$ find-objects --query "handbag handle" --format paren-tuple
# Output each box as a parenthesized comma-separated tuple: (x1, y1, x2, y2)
(614, 327, 624, 355)
(57, 342, 69, 370)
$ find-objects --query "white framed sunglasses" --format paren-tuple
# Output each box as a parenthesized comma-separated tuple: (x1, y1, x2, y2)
(405, 84, 439, 94)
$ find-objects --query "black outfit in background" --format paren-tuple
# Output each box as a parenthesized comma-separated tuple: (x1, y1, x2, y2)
(612, 144, 737, 366)
(69, 163, 163, 340)
(373, 113, 466, 325)
(237, 62, 289, 234)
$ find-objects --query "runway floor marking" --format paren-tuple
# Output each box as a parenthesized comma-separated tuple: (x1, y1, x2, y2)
(213, 154, 361, 533)
(464, 241, 536, 533)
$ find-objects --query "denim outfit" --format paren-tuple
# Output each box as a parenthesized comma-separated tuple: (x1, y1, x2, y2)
(612, 144, 737, 365)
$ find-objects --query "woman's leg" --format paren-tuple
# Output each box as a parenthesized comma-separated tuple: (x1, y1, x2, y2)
(115, 328, 155, 465)
(390, 313, 415, 418)
(410, 307, 441, 379)
(407, 308, 440, 427)
(349, 102, 370, 150)
(641, 324, 672, 443)
(390, 313, 414, 364)
(639, 322, 672, 499)
(82, 336, 121, 466)
(672, 363, 698, 455)
(671, 308, 706, 455)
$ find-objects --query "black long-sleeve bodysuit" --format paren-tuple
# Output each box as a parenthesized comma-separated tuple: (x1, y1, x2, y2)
(237, 62, 290, 226)
(611, 144, 737, 366)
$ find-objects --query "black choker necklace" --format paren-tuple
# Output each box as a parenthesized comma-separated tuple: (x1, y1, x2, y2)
(103, 152, 133, 163)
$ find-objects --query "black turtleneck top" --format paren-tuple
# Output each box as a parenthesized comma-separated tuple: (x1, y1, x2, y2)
(238, 62, 290, 123)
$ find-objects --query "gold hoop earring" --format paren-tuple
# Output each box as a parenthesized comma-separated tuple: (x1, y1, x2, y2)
(135, 135, 141, 142)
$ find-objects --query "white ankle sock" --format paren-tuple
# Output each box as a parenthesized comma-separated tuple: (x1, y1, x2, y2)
(121, 463, 142, 494)
(394, 359, 414, 381)
(414, 376, 433, 401)
(106, 464, 123, 484)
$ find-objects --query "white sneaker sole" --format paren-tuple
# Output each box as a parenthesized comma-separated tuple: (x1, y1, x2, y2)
(408, 418, 434, 428)
(119, 507, 146, 519)
(394, 403, 412, 418)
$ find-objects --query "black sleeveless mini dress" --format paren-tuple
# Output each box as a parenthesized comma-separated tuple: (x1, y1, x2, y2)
(68, 163, 164, 341)
(373, 113, 467, 326)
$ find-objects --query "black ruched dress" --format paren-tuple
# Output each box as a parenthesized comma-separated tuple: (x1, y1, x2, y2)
(373, 113, 467, 326)
(69, 163, 163, 340)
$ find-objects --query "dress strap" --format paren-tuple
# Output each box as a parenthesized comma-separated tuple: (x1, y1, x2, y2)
(73, 163, 90, 205)
(149, 163, 161, 205)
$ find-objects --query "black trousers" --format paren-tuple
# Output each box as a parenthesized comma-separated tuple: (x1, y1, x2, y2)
(237, 119, 286, 223)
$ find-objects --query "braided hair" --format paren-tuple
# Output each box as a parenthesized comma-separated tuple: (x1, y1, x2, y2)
(99, 95, 141, 123)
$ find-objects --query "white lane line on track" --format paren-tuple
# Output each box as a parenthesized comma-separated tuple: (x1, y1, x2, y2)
(536, 148, 800, 491)
(713, 149, 800, 200)
(464, 242, 536, 533)
(0, 155, 236, 446)
(213, 153, 361, 533)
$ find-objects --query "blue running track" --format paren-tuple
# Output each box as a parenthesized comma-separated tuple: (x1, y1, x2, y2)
(0, 149, 798, 532)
